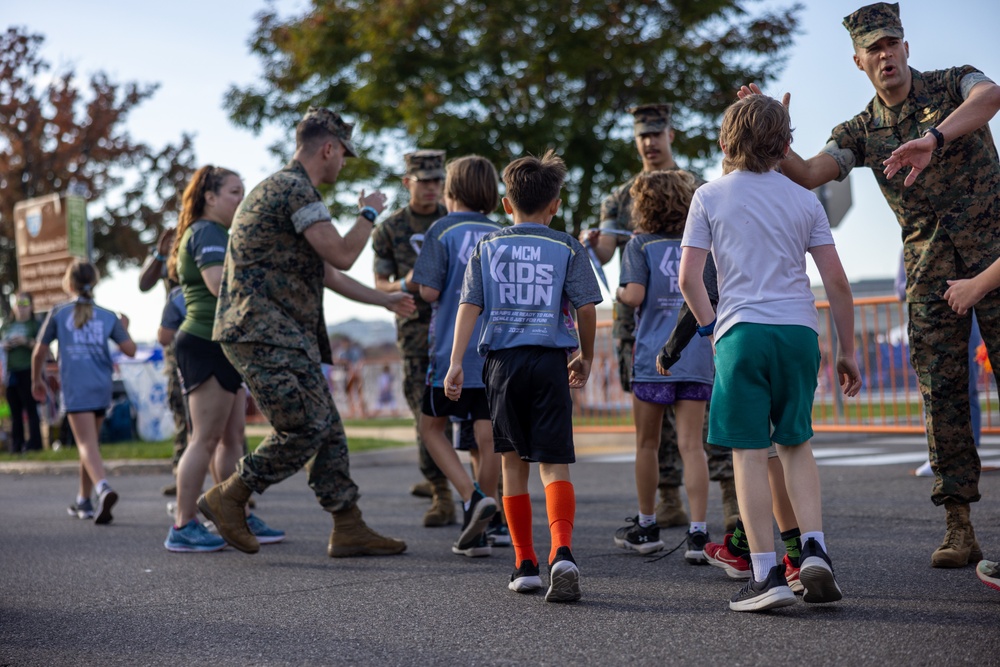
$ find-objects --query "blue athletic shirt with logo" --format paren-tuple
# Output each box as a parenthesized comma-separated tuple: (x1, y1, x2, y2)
(461, 223, 602, 355)
(412, 212, 503, 387)
(40, 300, 130, 412)
(620, 234, 714, 385)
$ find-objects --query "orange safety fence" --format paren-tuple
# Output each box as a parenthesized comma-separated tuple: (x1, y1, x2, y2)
(248, 296, 997, 435)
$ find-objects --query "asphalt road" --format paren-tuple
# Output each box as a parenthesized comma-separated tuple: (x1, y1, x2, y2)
(2, 435, 998, 666)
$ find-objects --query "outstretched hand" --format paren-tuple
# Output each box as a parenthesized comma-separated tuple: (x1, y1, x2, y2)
(358, 189, 388, 215)
(737, 83, 791, 110)
(883, 134, 936, 186)
(383, 291, 416, 317)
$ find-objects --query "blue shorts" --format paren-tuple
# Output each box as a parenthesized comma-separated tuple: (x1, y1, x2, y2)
(709, 323, 819, 449)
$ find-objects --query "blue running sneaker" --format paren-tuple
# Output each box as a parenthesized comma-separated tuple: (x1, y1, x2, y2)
(165, 520, 227, 553)
(247, 513, 286, 545)
(68, 498, 94, 520)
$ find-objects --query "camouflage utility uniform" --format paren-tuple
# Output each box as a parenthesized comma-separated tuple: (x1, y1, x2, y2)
(372, 202, 448, 485)
(824, 64, 1000, 506)
(600, 172, 734, 486)
(214, 159, 358, 512)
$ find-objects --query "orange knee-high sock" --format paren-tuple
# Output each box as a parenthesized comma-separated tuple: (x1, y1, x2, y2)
(545, 480, 575, 563)
(503, 493, 536, 566)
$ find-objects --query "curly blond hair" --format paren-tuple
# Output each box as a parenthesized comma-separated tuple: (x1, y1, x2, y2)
(629, 170, 697, 236)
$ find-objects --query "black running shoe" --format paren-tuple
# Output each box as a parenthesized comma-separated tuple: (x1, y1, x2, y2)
(684, 529, 710, 564)
(452, 531, 492, 558)
(613, 516, 665, 555)
(456, 485, 497, 550)
(508, 560, 543, 593)
(545, 546, 582, 603)
(799, 538, 843, 604)
(729, 563, 796, 612)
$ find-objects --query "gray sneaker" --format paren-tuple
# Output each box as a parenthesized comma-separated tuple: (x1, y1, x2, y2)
(68, 498, 94, 520)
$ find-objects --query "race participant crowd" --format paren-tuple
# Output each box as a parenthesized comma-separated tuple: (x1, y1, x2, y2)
(5, 3, 1000, 610)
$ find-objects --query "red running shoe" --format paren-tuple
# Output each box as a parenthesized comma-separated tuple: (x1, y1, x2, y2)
(704, 535, 751, 579)
(783, 554, 804, 594)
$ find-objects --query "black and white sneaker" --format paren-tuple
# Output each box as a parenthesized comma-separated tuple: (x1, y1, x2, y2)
(729, 563, 796, 612)
(799, 538, 843, 604)
(614, 516, 665, 555)
(452, 531, 492, 558)
(486, 513, 511, 546)
(456, 485, 497, 550)
(94, 488, 118, 525)
(508, 560, 543, 593)
(545, 546, 582, 603)
(684, 529, 710, 564)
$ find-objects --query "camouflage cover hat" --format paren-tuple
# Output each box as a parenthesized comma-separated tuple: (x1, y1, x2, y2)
(843, 2, 904, 48)
(302, 106, 358, 157)
(404, 150, 446, 180)
(628, 103, 672, 135)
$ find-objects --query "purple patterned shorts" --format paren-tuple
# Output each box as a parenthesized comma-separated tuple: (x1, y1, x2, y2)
(632, 381, 712, 405)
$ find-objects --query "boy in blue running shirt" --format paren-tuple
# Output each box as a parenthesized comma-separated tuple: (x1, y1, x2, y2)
(411, 155, 504, 558)
(679, 95, 862, 612)
(446, 150, 602, 602)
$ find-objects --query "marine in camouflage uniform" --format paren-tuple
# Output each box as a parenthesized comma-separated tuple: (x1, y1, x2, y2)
(781, 2, 1000, 567)
(596, 104, 737, 528)
(371, 150, 455, 526)
(202, 107, 405, 557)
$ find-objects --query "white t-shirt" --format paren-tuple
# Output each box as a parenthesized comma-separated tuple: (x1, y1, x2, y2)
(681, 170, 835, 341)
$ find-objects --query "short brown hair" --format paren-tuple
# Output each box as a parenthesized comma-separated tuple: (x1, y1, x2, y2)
(445, 155, 499, 214)
(629, 170, 697, 236)
(719, 95, 792, 174)
(502, 149, 566, 216)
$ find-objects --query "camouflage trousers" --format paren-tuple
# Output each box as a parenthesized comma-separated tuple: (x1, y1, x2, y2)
(164, 347, 188, 472)
(617, 339, 733, 486)
(223, 342, 358, 513)
(402, 355, 446, 483)
(909, 298, 1000, 506)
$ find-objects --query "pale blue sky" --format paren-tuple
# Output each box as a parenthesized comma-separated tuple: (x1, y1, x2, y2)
(7, 0, 1000, 342)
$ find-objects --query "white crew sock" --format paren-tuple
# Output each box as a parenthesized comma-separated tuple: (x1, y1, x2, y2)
(802, 531, 827, 553)
(638, 512, 656, 528)
(690, 521, 707, 534)
(751, 552, 777, 582)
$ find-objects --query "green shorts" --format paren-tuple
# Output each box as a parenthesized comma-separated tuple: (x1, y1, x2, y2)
(708, 323, 819, 449)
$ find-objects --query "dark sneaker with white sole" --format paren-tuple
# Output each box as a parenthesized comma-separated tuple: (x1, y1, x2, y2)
(94, 488, 118, 525)
(614, 516, 665, 555)
(729, 563, 796, 612)
(68, 498, 95, 520)
(508, 560, 544, 593)
(456, 485, 497, 551)
(545, 546, 582, 603)
(685, 529, 710, 564)
(799, 538, 843, 603)
(452, 531, 492, 558)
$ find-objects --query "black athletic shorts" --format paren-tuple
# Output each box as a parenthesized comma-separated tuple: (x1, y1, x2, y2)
(483, 346, 575, 464)
(174, 330, 242, 395)
(422, 385, 491, 421)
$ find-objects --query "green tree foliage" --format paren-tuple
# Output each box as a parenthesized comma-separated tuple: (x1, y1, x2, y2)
(227, 0, 799, 234)
(0, 27, 196, 304)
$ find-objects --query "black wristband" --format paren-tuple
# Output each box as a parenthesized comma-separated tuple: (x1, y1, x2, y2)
(925, 127, 945, 150)
(358, 206, 378, 223)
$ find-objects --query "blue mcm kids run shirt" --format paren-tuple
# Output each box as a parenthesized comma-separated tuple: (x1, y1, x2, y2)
(412, 212, 503, 387)
(460, 223, 602, 355)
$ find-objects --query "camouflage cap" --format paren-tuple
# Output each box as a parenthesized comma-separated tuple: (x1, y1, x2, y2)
(404, 150, 446, 180)
(843, 3, 904, 49)
(628, 103, 672, 135)
(301, 106, 358, 157)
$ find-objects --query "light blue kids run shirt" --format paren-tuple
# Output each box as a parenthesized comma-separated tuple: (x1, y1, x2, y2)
(461, 223, 602, 355)
(412, 212, 503, 388)
(40, 300, 129, 412)
(619, 234, 714, 384)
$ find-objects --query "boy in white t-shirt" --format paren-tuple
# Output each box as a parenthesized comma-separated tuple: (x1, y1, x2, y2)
(678, 94, 862, 612)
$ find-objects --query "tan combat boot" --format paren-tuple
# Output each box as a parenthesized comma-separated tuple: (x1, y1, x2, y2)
(197, 473, 259, 554)
(720, 478, 740, 533)
(328, 505, 407, 557)
(655, 485, 689, 528)
(410, 480, 434, 498)
(423, 479, 457, 527)
(931, 502, 979, 568)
